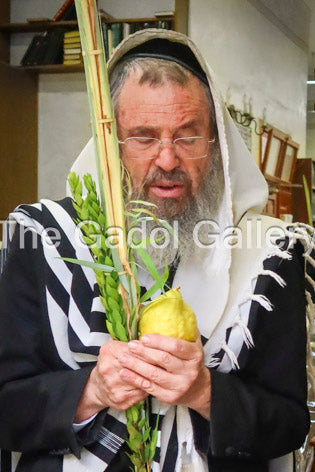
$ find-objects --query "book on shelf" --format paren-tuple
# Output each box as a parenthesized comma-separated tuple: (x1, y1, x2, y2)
(64, 58, 82, 65)
(101, 23, 110, 61)
(21, 34, 42, 66)
(99, 20, 173, 61)
(64, 37, 81, 45)
(64, 53, 81, 60)
(21, 29, 64, 67)
(64, 30, 80, 39)
(64, 47, 81, 54)
(20, 33, 51, 66)
(123, 22, 130, 38)
(53, 0, 74, 21)
(107, 28, 113, 57)
(157, 19, 173, 29)
(111, 23, 123, 49)
(41, 29, 64, 65)
(63, 30, 82, 64)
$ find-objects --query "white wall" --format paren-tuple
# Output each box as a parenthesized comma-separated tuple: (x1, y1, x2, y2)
(189, 0, 308, 159)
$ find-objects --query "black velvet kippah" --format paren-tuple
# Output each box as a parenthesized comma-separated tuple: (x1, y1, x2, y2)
(119, 38, 208, 86)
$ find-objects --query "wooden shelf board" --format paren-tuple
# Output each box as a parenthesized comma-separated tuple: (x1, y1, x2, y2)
(0, 21, 78, 33)
(14, 64, 84, 74)
(0, 17, 174, 33)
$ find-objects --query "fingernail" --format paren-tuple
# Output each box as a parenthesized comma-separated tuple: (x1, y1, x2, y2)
(141, 336, 150, 345)
(120, 355, 128, 363)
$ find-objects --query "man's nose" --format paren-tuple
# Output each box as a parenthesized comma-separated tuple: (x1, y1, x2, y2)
(154, 142, 180, 172)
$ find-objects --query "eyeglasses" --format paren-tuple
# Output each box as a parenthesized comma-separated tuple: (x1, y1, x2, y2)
(118, 136, 215, 160)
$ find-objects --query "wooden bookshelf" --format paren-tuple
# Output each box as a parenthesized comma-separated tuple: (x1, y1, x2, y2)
(0, 20, 78, 33)
(18, 63, 84, 74)
(0, 15, 176, 74)
(0, 17, 175, 34)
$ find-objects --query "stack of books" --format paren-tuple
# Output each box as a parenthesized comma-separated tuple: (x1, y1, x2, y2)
(63, 30, 82, 65)
(20, 0, 77, 67)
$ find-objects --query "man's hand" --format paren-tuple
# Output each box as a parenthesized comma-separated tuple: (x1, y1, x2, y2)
(74, 340, 148, 423)
(119, 334, 211, 419)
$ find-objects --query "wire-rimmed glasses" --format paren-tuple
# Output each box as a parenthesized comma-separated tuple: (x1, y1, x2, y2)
(118, 136, 215, 160)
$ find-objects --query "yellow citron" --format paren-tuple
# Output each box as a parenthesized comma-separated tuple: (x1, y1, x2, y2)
(139, 287, 198, 342)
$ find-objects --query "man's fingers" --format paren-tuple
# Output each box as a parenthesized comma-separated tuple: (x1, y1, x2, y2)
(128, 340, 184, 373)
(119, 367, 186, 405)
(120, 354, 176, 388)
(137, 334, 203, 361)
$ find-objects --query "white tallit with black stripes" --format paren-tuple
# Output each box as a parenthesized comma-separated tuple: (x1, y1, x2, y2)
(2, 28, 314, 472)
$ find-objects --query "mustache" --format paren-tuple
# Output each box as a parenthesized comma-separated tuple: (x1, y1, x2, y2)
(143, 168, 192, 187)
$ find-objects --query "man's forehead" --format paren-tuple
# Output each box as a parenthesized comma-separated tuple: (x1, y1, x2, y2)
(119, 71, 206, 102)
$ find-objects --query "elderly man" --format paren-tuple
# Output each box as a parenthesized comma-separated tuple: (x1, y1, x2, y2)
(0, 29, 310, 472)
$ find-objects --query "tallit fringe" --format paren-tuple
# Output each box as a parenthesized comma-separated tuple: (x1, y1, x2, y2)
(258, 269, 286, 287)
(306, 254, 315, 268)
(249, 294, 273, 311)
(222, 342, 240, 369)
(235, 315, 254, 348)
(285, 224, 315, 253)
(264, 248, 292, 260)
(207, 356, 221, 368)
(306, 273, 315, 291)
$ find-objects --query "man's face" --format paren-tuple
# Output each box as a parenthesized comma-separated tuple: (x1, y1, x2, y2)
(116, 71, 212, 219)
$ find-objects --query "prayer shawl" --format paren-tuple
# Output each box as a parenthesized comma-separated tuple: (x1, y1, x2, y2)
(0, 29, 314, 472)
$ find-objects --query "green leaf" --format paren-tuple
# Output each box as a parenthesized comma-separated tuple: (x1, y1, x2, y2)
(129, 208, 160, 223)
(105, 255, 114, 267)
(107, 296, 120, 313)
(98, 212, 107, 227)
(135, 248, 167, 294)
(106, 275, 117, 289)
(100, 295, 108, 311)
(131, 406, 139, 423)
(106, 320, 116, 339)
(113, 319, 129, 342)
(129, 200, 157, 208)
(142, 427, 151, 442)
(111, 307, 123, 325)
(144, 443, 150, 462)
(149, 428, 158, 460)
(58, 257, 116, 273)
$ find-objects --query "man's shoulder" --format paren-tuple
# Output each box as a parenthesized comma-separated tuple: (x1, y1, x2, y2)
(8, 198, 77, 239)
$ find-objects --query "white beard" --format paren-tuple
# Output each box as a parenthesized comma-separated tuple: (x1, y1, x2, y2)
(128, 147, 224, 269)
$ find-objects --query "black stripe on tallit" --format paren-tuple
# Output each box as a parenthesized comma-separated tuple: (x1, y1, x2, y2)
(45, 264, 70, 316)
(67, 324, 101, 357)
(162, 413, 178, 472)
(0, 449, 11, 472)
